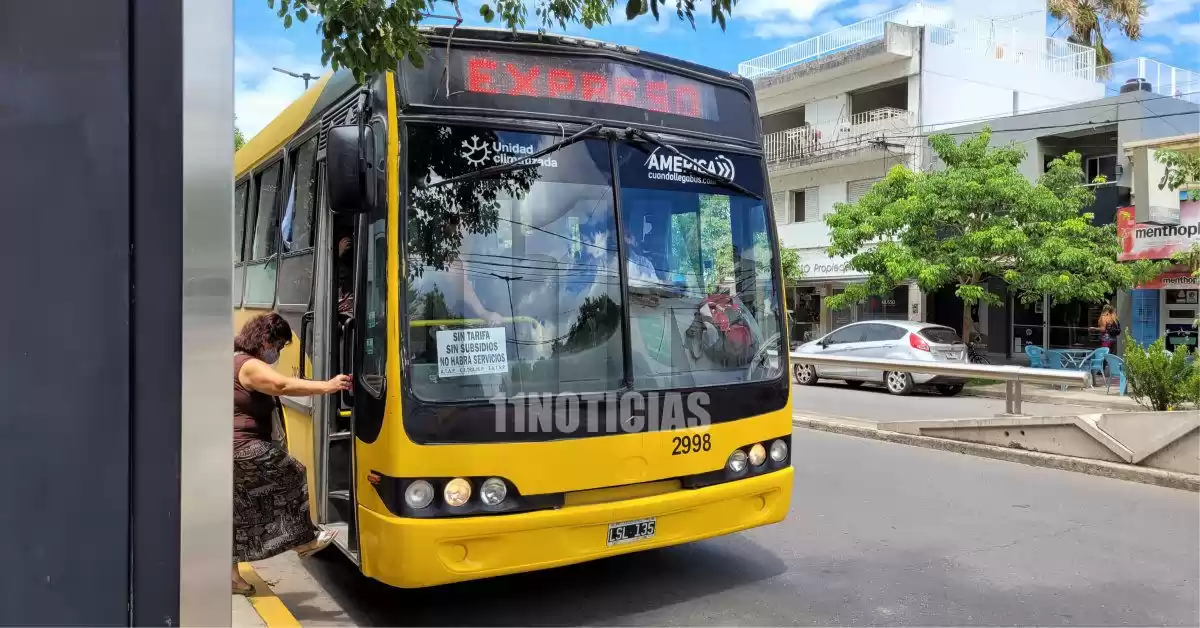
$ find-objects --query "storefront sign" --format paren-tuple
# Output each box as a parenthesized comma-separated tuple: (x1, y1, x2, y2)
(1117, 201, 1200, 261)
(794, 249, 867, 280)
(1140, 272, 1200, 289)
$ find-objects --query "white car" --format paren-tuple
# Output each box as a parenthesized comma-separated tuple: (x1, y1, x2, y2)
(792, 321, 969, 396)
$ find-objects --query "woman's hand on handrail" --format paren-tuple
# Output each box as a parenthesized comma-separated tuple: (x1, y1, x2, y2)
(240, 358, 352, 397)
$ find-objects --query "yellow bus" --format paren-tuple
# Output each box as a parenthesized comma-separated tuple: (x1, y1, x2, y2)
(233, 26, 793, 589)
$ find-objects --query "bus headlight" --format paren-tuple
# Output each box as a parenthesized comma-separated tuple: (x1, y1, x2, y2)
(727, 449, 748, 474)
(479, 477, 508, 506)
(404, 480, 435, 510)
(748, 443, 767, 467)
(770, 439, 789, 463)
(444, 477, 472, 507)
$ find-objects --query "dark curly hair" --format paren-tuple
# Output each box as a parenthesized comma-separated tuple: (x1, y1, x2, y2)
(234, 312, 292, 359)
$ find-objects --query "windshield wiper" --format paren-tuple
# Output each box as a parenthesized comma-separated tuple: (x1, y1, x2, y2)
(623, 127, 764, 201)
(421, 123, 603, 190)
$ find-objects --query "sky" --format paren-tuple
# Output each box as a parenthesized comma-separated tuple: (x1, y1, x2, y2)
(235, 0, 1200, 138)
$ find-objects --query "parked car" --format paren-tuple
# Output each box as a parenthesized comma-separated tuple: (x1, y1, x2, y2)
(792, 321, 969, 396)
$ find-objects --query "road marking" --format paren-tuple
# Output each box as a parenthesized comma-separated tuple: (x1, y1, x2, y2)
(238, 563, 302, 628)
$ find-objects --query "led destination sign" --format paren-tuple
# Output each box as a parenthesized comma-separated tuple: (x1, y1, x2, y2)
(458, 51, 720, 121)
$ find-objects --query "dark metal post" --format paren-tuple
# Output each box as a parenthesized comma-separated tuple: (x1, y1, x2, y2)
(0, 1, 231, 624)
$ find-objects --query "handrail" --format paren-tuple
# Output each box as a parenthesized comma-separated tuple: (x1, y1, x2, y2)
(788, 351, 1091, 415)
(788, 352, 1090, 386)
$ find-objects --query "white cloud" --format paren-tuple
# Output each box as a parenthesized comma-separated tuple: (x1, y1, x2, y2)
(1141, 0, 1200, 45)
(235, 38, 322, 139)
(1179, 22, 1200, 44)
(1144, 0, 1200, 23)
(736, 0, 843, 22)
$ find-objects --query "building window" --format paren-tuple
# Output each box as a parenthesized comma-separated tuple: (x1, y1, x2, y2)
(1086, 155, 1117, 182)
(791, 190, 805, 222)
(789, 187, 819, 222)
(847, 178, 880, 205)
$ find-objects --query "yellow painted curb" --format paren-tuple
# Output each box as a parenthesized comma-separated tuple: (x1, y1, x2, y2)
(238, 563, 302, 628)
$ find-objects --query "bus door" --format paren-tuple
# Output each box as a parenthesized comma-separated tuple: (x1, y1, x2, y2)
(300, 161, 360, 561)
(323, 208, 360, 557)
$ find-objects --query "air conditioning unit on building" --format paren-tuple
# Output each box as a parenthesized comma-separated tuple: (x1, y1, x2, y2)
(1132, 146, 1182, 225)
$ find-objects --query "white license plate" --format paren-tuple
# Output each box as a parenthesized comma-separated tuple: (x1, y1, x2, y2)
(607, 517, 656, 546)
(945, 351, 962, 360)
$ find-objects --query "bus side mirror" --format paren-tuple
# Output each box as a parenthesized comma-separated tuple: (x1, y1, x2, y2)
(326, 125, 371, 214)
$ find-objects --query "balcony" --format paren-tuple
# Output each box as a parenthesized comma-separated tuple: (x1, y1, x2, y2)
(1101, 58, 1200, 105)
(763, 107, 917, 171)
(740, 3, 1097, 90)
(738, 4, 945, 80)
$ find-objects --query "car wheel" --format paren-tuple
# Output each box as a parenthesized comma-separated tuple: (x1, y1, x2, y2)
(884, 371, 914, 395)
(937, 384, 964, 396)
(793, 364, 818, 386)
(844, 380, 864, 388)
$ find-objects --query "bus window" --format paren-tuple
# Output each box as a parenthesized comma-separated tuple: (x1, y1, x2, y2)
(277, 137, 319, 307)
(616, 142, 780, 389)
(404, 124, 623, 401)
(233, 181, 249, 262)
(244, 161, 283, 306)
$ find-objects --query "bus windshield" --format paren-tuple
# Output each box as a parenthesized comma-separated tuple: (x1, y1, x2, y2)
(404, 123, 782, 403)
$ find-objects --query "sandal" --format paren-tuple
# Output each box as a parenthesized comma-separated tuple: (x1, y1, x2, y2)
(232, 582, 256, 596)
(295, 529, 338, 559)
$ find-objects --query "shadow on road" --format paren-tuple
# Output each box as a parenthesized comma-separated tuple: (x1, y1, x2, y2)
(296, 534, 787, 626)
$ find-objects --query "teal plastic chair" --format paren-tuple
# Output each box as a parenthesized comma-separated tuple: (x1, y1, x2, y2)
(1104, 354, 1127, 395)
(1083, 347, 1110, 387)
(1025, 345, 1046, 368)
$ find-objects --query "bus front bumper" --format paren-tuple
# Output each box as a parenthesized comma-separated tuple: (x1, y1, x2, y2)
(357, 466, 793, 588)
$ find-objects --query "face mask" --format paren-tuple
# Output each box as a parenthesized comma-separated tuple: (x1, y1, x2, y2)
(261, 348, 280, 365)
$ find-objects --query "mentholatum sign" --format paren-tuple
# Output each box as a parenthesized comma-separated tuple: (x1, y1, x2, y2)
(1118, 201, 1200, 261)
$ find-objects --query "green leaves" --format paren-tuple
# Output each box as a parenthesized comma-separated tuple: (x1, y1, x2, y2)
(825, 128, 1169, 334)
(1155, 149, 1200, 201)
(1123, 333, 1196, 411)
(278, 0, 738, 82)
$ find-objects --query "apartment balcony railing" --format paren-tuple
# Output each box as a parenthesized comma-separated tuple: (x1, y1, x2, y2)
(926, 22, 1096, 81)
(1100, 57, 1200, 104)
(739, 3, 1096, 83)
(737, 4, 946, 79)
(763, 107, 917, 167)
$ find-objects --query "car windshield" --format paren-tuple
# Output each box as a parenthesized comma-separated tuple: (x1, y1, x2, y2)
(403, 124, 783, 403)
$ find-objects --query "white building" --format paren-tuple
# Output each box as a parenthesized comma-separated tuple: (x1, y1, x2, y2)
(740, 0, 1106, 341)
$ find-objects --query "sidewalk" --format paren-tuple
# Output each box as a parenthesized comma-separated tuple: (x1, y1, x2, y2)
(793, 413, 1198, 491)
(963, 381, 1141, 410)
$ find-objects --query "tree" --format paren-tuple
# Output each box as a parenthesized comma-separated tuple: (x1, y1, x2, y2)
(235, 123, 246, 151)
(268, 0, 738, 81)
(1155, 149, 1200, 201)
(1048, 0, 1146, 67)
(825, 128, 1163, 342)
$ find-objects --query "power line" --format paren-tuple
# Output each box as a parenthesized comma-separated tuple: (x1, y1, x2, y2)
(848, 88, 1200, 139)
(880, 108, 1200, 140)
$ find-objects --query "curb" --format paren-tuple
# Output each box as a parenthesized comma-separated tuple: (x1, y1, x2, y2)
(962, 387, 1136, 411)
(238, 563, 302, 628)
(793, 416, 1200, 492)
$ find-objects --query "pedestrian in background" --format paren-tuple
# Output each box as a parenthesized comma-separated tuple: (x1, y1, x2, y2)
(231, 312, 351, 595)
(1096, 305, 1121, 349)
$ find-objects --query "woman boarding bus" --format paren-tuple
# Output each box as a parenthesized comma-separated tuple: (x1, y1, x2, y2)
(232, 26, 793, 589)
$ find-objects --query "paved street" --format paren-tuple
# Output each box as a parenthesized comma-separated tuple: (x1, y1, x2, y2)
(256, 429, 1199, 626)
(791, 382, 1104, 424)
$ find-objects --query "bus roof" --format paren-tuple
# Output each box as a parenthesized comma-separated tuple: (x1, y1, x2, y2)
(235, 27, 756, 176)
(234, 70, 357, 177)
